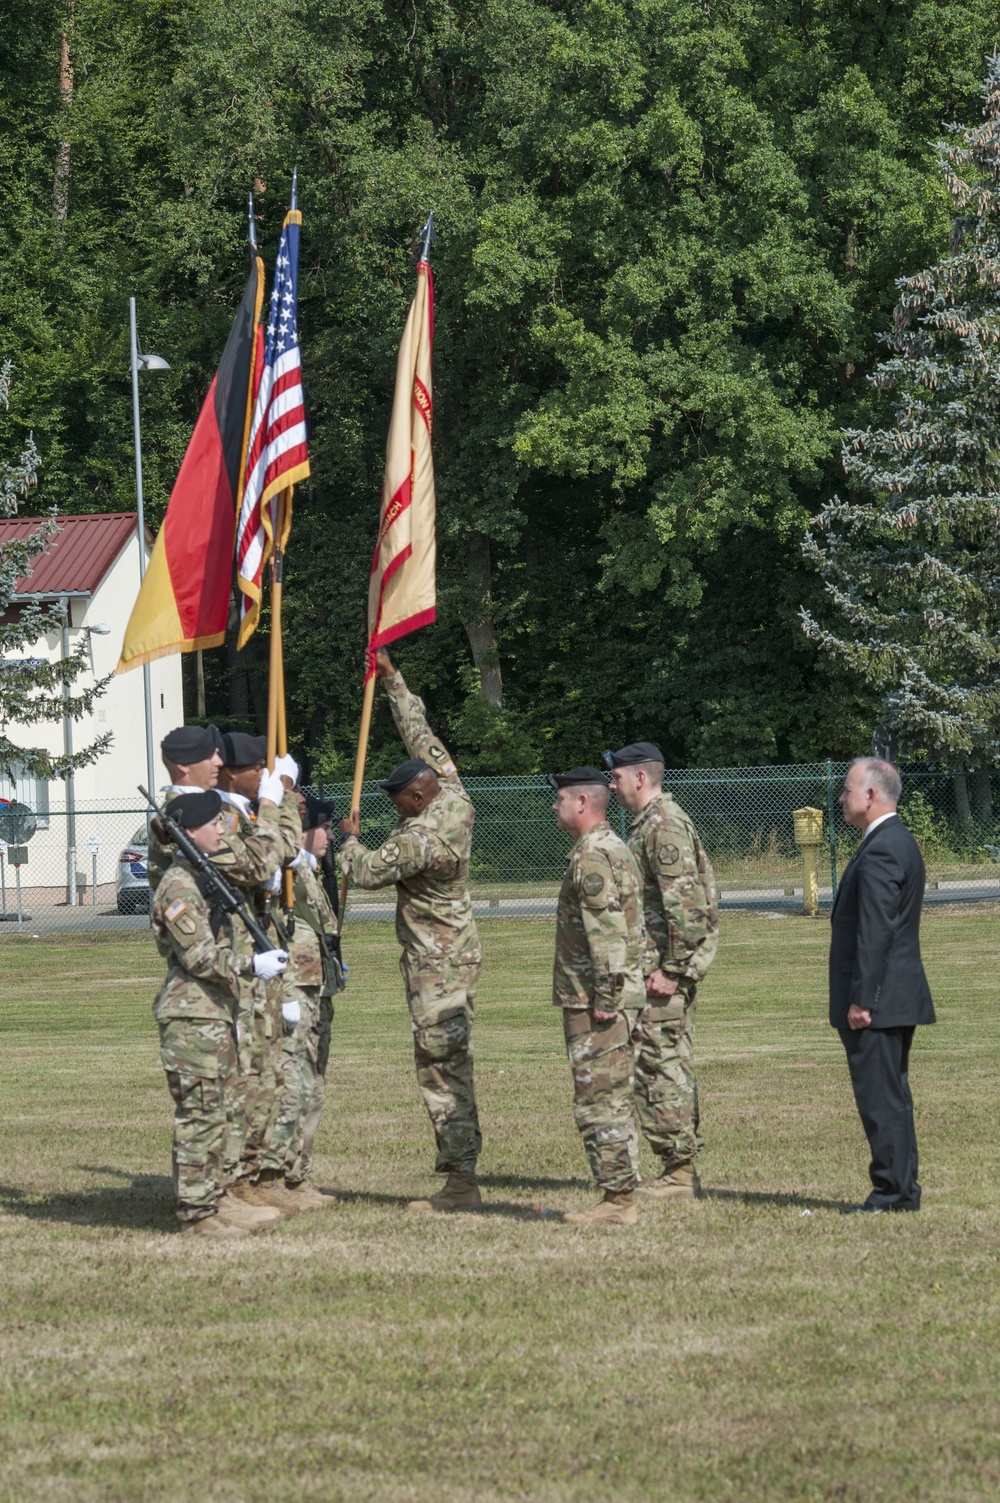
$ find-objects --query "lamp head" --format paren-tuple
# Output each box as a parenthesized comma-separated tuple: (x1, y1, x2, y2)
(137, 353, 170, 372)
(87, 623, 112, 635)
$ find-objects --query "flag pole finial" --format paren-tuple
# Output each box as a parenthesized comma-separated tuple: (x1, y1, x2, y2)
(290, 166, 298, 212)
(419, 212, 436, 262)
(248, 191, 257, 250)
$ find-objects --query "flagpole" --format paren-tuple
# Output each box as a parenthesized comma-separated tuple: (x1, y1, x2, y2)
(339, 669, 376, 916)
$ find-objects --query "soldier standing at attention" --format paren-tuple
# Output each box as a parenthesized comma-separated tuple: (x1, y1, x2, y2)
(550, 768, 647, 1228)
(606, 742, 719, 1199)
(338, 646, 484, 1214)
(151, 790, 289, 1239)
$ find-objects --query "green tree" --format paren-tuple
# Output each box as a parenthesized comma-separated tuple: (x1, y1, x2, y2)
(803, 58, 1000, 764)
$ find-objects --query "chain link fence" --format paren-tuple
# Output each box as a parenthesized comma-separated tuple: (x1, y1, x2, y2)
(2, 762, 999, 937)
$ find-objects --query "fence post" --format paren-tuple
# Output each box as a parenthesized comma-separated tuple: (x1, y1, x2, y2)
(826, 757, 838, 900)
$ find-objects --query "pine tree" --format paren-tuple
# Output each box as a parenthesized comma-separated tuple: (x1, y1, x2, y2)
(802, 58, 1000, 765)
(0, 363, 110, 781)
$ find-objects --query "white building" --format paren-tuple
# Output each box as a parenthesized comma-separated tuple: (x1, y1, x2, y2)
(0, 513, 184, 904)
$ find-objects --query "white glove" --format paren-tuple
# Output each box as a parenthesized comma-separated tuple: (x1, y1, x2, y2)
(257, 767, 285, 805)
(274, 753, 299, 786)
(253, 948, 288, 980)
(264, 869, 282, 893)
(282, 999, 301, 1027)
(289, 848, 318, 871)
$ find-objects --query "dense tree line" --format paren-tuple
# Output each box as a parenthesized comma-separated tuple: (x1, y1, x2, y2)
(1, 0, 997, 777)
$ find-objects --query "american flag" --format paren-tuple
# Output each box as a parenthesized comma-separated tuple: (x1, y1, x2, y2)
(236, 205, 310, 644)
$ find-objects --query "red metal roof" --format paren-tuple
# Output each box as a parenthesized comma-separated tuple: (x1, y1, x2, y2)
(0, 513, 141, 597)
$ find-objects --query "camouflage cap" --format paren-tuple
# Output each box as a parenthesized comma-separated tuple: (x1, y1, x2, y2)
(603, 741, 664, 769)
(380, 757, 434, 795)
(546, 767, 608, 790)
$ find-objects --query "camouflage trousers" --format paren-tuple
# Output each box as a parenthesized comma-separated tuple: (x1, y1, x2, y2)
(409, 981, 482, 1175)
(271, 985, 334, 1186)
(563, 1007, 641, 1195)
(633, 986, 701, 1167)
(224, 978, 285, 1183)
(159, 1016, 238, 1222)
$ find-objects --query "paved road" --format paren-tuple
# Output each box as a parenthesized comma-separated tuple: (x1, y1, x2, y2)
(3, 876, 998, 938)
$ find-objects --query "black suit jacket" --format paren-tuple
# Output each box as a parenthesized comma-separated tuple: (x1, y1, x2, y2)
(829, 813, 935, 1029)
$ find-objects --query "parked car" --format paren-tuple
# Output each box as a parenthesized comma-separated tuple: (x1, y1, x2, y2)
(116, 823, 149, 913)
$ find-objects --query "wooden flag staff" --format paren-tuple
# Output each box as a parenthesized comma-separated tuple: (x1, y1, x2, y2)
(339, 669, 376, 918)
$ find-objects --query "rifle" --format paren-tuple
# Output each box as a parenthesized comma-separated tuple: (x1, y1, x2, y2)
(139, 785, 275, 955)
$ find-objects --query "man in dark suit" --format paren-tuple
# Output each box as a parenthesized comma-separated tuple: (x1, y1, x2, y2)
(831, 758, 935, 1212)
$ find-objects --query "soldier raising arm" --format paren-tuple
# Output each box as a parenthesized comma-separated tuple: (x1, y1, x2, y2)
(338, 646, 484, 1214)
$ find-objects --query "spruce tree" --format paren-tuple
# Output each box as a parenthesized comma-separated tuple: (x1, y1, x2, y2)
(802, 58, 1000, 766)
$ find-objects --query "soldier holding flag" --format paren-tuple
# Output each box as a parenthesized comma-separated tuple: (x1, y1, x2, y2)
(339, 648, 484, 1213)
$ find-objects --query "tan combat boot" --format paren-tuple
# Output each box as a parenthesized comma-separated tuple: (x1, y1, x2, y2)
(215, 1193, 283, 1230)
(407, 1170, 483, 1214)
(639, 1163, 700, 1200)
(181, 1214, 251, 1240)
(562, 1190, 638, 1227)
(282, 1181, 340, 1210)
(248, 1168, 304, 1215)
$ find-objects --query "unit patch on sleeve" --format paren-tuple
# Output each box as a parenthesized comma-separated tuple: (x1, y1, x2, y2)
(165, 899, 187, 922)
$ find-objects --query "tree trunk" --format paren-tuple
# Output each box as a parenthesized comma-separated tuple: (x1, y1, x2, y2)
(463, 529, 502, 709)
(53, 4, 74, 228)
(952, 772, 971, 826)
(970, 770, 993, 824)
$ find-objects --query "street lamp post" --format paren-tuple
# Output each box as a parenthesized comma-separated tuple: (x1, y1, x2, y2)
(128, 297, 170, 806)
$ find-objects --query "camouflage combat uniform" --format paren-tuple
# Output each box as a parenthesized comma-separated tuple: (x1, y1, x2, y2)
(554, 823, 647, 1194)
(149, 789, 300, 1183)
(152, 857, 253, 1223)
(270, 855, 338, 1186)
(627, 791, 718, 1168)
(338, 670, 483, 1174)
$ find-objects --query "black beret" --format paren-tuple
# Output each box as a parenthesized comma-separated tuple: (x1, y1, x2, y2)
(221, 731, 267, 768)
(165, 789, 222, 829)
(302, 794, 334, 831)
(546, 766, 609, 790)
(380, 758, 434, 795)
(161, 724, 222, 764)
(604, 742, 665, 769)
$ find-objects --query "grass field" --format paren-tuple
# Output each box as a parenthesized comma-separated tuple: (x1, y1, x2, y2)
(2, 909, 1000, 1503)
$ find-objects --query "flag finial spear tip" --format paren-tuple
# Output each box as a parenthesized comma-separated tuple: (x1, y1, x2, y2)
(290, 166, 298, 212)
(420, 211, 436, 263)
(248, 191, 257, 250)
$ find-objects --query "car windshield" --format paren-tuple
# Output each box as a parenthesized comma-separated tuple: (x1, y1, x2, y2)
(129, 824, 148, 848)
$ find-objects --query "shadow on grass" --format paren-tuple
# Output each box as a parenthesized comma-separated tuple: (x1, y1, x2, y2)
(478, 1172, 591, 1192)
(703, 1187, 854, 1212)
(337, 1187, 561, 1222)
(0, 1168, 177, 1231)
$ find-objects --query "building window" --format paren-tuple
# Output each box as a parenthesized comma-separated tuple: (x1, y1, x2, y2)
(0, 760, 51, 829)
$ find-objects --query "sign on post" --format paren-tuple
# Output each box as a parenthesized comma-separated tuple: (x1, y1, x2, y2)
(86, 836, 102, 907)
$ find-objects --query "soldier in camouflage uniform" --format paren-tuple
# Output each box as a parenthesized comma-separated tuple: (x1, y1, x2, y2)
(151, 790, 289, 1240)
(607, 741, 719, 1199)
(269, 806, 342, 1210)
(550, 767, 647, 1228)
(338, 646, 484, 1214)
(150, 727, 300, 1215)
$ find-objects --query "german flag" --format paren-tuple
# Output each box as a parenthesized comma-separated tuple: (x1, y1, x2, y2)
(116, 250, 265, 673)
